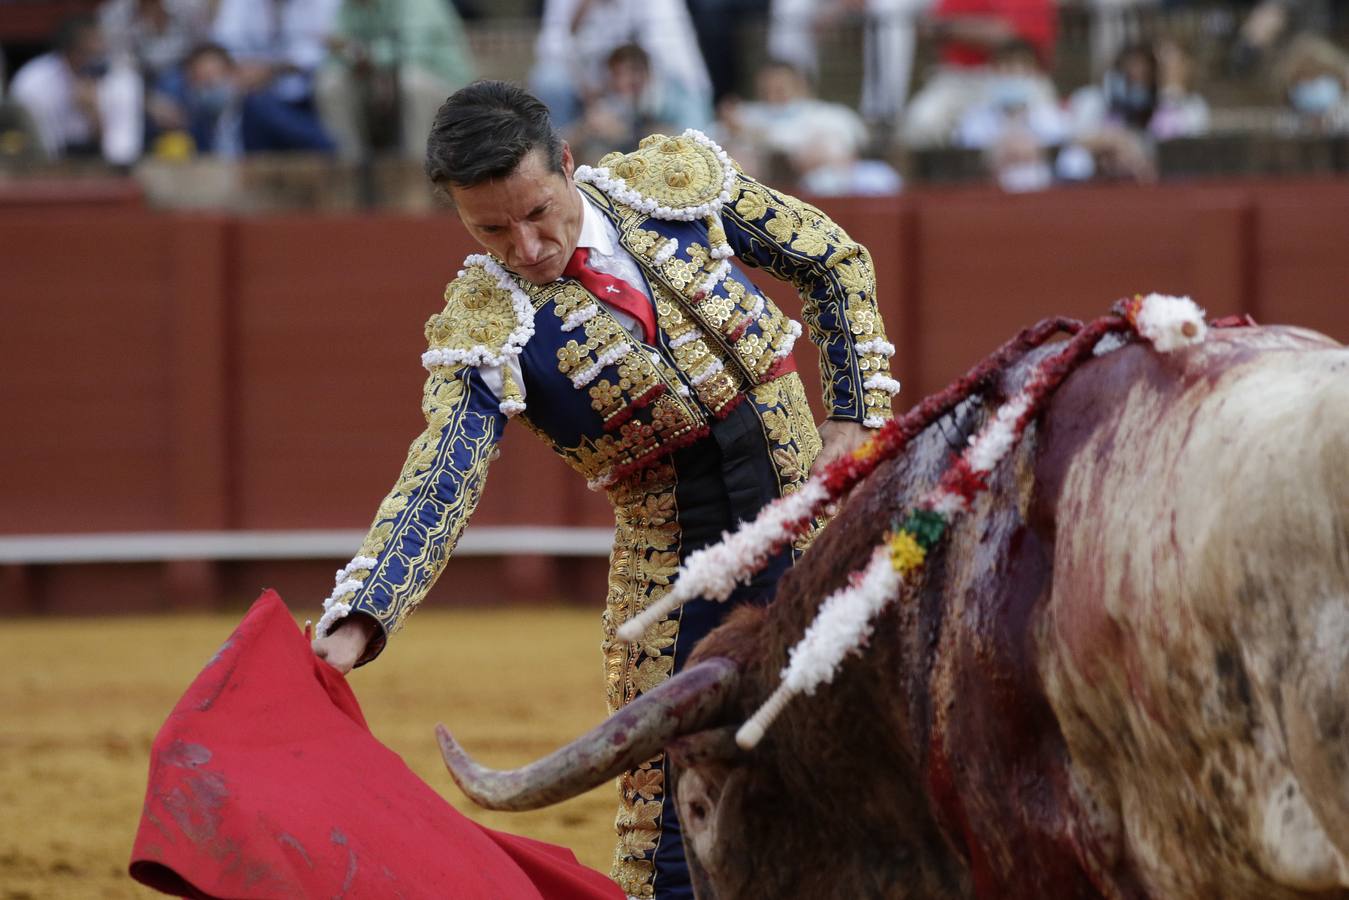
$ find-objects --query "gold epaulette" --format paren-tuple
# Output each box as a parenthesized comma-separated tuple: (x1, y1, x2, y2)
(576, 129, 740, 261)
(420, 254, 534, 416)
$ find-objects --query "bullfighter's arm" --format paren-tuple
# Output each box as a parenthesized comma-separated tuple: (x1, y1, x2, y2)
(717, 170, 899, 428)
(318, 363, 505, 667)
(313, 265, 530, 668)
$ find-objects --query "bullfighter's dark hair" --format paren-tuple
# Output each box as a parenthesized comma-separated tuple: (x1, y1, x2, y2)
(424, 80, 564, 191)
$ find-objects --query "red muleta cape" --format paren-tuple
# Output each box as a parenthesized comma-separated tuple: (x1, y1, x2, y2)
(129, 590, 623, 900)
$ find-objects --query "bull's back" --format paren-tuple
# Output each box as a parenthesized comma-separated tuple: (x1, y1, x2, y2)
(1034, 326, 1349, 898)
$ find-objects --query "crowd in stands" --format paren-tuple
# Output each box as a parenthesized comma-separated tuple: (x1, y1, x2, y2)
(0, 0, 478, 165)
(0, 0, 1346, 196)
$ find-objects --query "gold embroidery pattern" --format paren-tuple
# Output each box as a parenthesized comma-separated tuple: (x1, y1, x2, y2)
(601, 461, 682, 898)
(602, 373, 825, 897)
(651, 288, 741, 417)
(591, 202, 767, 418)
(425, 267, 515, 350)
(723, 175, 897, 425)
(423, 264, 528, 409)
(599, 133, 728, 213)
(750, 373, 828, 555)
(347, 367, 502, 643)
(521, 279, 710, 482)
(600, 192, 805, 404)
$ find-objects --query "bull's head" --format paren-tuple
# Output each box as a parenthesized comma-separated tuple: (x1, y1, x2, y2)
(437, 394, 981, 899)
(437, 619, 970, 899)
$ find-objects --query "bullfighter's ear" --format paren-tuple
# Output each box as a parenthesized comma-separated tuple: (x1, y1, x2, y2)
(668, 727, 748, 767)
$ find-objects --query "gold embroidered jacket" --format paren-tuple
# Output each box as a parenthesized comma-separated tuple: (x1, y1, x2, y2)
(316, 130, 899, 659)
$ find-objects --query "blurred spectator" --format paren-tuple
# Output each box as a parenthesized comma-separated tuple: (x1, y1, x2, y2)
(158, 42, 244, 155)
(210, 0, 338, 152)
(529, 0, 712, 131)
(568, 43, 680, 164)
(1057, 42, 1174, 183)
(99, 0, 211, 77)
(316, 0, 476, 160)
(157, 42, 339, 155)
(1086, 0, 1158, 77)
(1229, 0, 1339, 75)
(901, 0, 1057, 147)
(1151, 38, 1210, 140)
(859, 0, 935, 125)
(9, 15, 145, 165)
(688, 0, 770, 105)
(1273, 34, 1349, 133)
(100, 0, 212, 143)
(768, 0, 934, 125)
(1065, 40, 1209, 142)
(954, 38, 1067, 150)
(987, 121, 1053, 191)
(717, 59, 901, 195)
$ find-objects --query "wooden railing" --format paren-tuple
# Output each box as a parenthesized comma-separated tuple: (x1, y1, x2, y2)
(2, 178, 1346, 613)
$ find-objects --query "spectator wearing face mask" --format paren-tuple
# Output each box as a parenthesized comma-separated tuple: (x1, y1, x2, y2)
(9, 14, 145, 165)
(157, 42, 336, 156)
(156, 42, 244, 155)
(1067, 39, 1210, 142)
(901, 0, 1057, 147)
(1274, 34, 1349, 134)
(954, 38, 1067, 150)
(1056, 41, 1166, 184)
(529, 0, 713, 131)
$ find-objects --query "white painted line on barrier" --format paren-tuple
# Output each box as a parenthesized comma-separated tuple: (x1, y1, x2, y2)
(0, 527, 616, 565)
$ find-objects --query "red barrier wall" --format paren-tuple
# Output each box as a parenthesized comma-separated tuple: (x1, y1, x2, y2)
(3, 179, 1347, 614)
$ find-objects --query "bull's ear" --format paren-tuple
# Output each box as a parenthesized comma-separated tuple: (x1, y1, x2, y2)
(668, 726, 748, 767)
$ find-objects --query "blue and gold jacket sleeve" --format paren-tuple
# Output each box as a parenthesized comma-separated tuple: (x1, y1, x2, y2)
(718, 169, 899, 427)
(315, 260, 532, 664)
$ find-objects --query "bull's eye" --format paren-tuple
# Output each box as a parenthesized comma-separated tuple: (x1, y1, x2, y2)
(688, 800, 708, 822)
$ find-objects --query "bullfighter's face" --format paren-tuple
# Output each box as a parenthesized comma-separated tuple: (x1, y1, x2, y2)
(448, 144, 584, 286)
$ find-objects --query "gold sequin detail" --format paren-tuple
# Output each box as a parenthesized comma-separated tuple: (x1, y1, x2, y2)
(598, 133, 727, 213)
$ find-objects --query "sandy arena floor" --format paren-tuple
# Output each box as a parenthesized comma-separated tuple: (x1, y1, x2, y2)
(0, 606, 620, 899)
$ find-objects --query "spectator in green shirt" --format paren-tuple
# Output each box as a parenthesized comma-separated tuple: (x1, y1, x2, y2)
(317, 0, 475, 159)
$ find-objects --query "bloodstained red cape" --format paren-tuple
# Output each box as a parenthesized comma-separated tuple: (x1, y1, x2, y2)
(129, 590, 623, 900)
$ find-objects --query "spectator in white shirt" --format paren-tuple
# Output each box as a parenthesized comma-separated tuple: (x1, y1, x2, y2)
(10, 15, 144, 165)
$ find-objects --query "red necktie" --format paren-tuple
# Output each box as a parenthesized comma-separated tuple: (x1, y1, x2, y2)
(564, 247, 658, 344)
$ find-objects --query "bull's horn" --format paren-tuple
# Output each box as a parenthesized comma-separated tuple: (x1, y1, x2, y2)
(437, 657, 740, 811)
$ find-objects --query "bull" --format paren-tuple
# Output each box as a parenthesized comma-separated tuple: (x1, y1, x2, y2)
(437, 321, 1349, 899)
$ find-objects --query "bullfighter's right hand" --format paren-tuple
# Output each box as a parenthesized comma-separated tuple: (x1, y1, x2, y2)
(312, 614, 378, 675)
